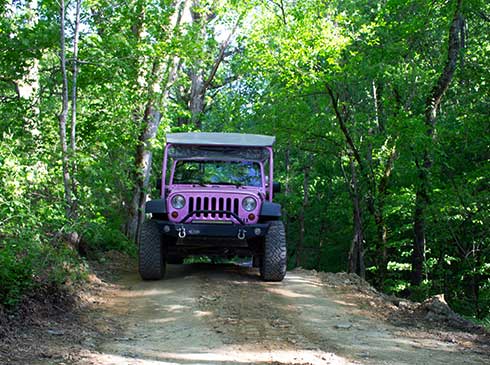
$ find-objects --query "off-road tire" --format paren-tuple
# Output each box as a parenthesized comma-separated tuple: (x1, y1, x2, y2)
(260, 221, 287, 281)
(138, 220, 165, 280)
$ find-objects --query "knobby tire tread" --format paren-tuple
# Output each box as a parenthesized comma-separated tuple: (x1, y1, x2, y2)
(138, 220, 165, 280)
(261, 220, 287, 281)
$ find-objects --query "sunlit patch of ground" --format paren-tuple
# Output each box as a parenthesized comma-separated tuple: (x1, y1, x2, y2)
(6, 259, 488, 365)
(84, 348, 350, 365)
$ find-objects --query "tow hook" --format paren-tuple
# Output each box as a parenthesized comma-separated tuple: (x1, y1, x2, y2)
(177, 226, 186, 239)
(237, 229, 246, 240)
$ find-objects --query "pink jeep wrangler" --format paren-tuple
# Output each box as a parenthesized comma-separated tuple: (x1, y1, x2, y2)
(140, 132, 286, 281)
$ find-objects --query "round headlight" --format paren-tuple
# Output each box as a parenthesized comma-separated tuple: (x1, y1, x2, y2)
(242, 197, 257, 212)
(171, 195, 185, 209)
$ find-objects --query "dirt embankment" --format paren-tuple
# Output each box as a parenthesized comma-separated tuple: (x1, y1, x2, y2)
(1, 256, 489, 365)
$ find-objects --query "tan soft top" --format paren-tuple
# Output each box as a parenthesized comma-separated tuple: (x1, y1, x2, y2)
(166, 132, 275, 147)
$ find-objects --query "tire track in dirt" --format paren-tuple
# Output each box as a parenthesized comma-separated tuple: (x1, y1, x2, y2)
(76, 264, 489, 365)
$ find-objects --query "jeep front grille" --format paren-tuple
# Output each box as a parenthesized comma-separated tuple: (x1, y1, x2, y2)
(188, 196, 240, 218)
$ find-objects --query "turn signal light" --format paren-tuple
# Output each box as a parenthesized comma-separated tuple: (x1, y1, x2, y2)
(248, 213, 255, 220)
(171, 211, 178, 218)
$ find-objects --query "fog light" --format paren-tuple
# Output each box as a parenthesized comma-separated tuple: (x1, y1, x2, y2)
(171, 211, 178, 218)
(164, 225, 170, 233)
(254, 228, 261, 235)
(248, 213, 255, 220)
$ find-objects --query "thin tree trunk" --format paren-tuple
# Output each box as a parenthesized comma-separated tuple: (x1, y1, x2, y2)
(372, 80, 385, 133)
(189, 71, 205, 128)
(369, 140, 397, 287)
(296, 164, 310, 267)
(327, 85, 366, 277)
(187, 6, 241, 128)
(348, 158, 365, 278)
(128, 107, 160, 241)
(374, 149, 395, 286)
(326, 85, 364, 170)
(126, 54, 182, 242)
(412, 0, 463, 286)
(58, 0, 73, 219)
(70, 0, 82, 217)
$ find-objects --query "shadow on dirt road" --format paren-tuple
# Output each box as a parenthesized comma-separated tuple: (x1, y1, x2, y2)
(79, 264, 488, 365)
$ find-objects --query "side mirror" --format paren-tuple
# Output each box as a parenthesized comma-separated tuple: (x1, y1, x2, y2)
(273, 182, 281, 193)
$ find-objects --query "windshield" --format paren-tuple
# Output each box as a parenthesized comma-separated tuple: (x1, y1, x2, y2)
(172, 160, 262, 187)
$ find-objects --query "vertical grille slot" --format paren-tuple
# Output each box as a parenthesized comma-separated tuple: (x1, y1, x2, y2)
(204, 197, 209, 217)
(189, 197, 194, 218)
(211, 197, 216, 217)
(196, 197, 202, 217)
(218, 198, 224, 217)
(226, 198, 232, 218)
(233, 198, 239, 216)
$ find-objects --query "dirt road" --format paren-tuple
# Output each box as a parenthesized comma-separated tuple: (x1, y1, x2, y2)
(76, 263, 489, 365)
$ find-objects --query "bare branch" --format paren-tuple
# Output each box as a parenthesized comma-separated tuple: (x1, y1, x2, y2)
(425, 0, 463, 133)
(478, 11, 490, 22)
(325, 84, 364, 170)
(203, 13, 243, 91)
(267, 0, 287, 25)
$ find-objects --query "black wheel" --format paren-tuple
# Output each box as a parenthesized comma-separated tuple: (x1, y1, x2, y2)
(260, 221, 287, 281)
(138, 220, 165, 280)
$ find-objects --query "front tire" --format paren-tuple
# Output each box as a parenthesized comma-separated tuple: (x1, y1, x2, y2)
(260, 221, 287, 281)
(138, 220, 165, 280)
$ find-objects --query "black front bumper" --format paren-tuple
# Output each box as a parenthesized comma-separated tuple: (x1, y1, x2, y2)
(154, 220, 270, 239)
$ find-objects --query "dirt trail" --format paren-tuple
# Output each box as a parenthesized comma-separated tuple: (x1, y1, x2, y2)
(75, 264, 489, 365)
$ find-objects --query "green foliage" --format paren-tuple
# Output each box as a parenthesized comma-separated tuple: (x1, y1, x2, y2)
(203, 0, 490, 318)
(0, 236, 87, 308)
(80, 219, 136, 256)
(1, 0, 490, 321)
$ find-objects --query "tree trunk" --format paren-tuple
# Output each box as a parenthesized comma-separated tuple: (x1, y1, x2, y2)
(411, 0, 463, 286)
(126, 54, 182, 242)
(327, 85, 366, 277)
(70, 0, 82, 218)
(127, 107, 160, 242)
(296, 164, 310, 267)
(58, 0, 74, 219)
(372, 80, 385, 133)
(185, 4, 241, 129)
(348, 158, 365, 278)
(126, 0, 189, 242)
(369, 141, 397, 288)
(189, 71, 205, 128)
